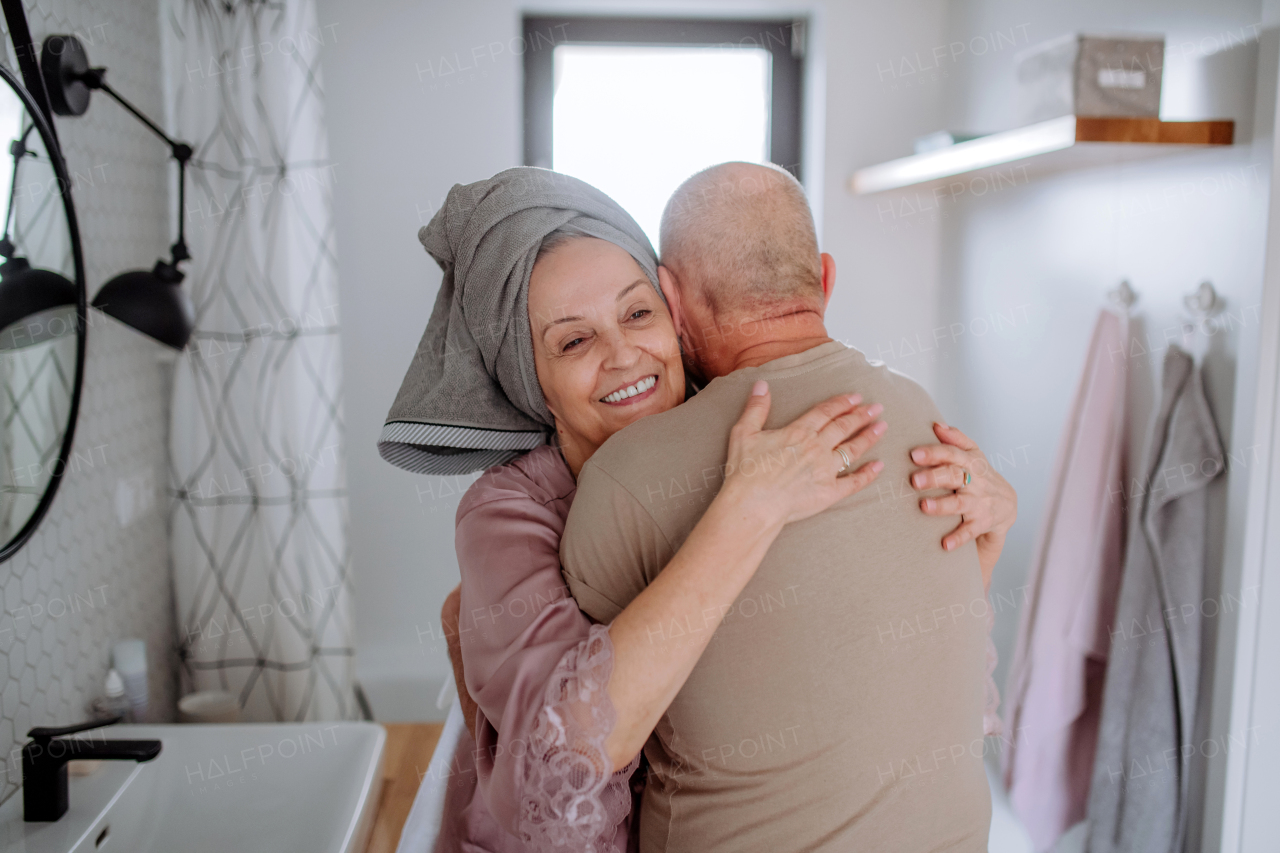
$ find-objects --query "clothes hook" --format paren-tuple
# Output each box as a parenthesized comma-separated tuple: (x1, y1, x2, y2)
(1184, 281, 1221, 318)
(1107, 279, 1138, 310)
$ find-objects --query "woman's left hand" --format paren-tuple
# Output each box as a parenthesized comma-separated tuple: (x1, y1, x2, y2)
(442, 585, 480, 738)
(908, 423, 1017, 592)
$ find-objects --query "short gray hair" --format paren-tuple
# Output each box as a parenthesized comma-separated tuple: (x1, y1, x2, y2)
(535, 228, 586, 263)
(659, 162, 821, 316)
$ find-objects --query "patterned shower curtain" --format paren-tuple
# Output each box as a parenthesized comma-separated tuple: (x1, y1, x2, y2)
(162, 0, 355, 721)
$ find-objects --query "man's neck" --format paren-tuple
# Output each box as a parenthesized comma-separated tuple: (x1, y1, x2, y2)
(695, 308, 834, 379)
(729, 333, 835, 372)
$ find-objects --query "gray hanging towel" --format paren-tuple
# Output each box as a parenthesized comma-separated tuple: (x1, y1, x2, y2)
(1085, 345, 1224, 853)
(378, 167, 660, 476)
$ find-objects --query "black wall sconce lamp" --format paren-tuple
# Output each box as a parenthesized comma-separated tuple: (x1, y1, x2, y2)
(40, 34, 194, 350)
(0, 123, 77, 344)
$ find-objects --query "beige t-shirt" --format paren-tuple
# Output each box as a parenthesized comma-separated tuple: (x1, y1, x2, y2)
(560, 341, 991, 853)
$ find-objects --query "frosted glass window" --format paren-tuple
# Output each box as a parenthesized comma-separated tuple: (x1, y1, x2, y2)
(552, 45, 771, 249)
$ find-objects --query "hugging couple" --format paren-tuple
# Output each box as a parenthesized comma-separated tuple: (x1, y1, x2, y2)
(378, 162, 1017, 852)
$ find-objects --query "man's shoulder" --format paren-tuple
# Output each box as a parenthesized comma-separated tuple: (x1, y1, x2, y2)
(584, 377, 741, 498)
(563, 436, 681, 623)
(823, 344, 941, 418)
(875, 361, 943, 416)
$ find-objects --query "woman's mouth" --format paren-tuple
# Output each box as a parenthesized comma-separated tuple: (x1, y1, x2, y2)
(600, 375, 658, 405)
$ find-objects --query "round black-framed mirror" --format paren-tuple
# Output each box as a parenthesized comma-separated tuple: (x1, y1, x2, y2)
(0, 62, 87, 564)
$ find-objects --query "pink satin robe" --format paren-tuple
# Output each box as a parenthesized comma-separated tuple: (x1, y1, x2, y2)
(436, 445, 638, 853)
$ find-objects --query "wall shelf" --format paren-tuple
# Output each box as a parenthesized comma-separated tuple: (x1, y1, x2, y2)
(848, 115, 1235, 195)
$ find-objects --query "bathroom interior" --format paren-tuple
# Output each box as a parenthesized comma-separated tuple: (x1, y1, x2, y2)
(0, 0, 1275, 850)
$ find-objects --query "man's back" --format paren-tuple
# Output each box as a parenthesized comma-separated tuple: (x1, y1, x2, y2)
(561, 341, 991, 852)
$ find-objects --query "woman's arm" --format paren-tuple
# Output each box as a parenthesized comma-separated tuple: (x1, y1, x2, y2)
(602, 381, 887, 769)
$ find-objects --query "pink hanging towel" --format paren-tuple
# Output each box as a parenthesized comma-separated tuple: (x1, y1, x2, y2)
(1001, 310, 1129, 852)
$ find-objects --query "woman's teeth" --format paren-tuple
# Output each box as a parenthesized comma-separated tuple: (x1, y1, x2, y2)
(602, 375, 657, 403)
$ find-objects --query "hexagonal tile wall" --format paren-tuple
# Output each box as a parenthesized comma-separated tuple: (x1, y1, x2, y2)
(0, 0, 177, 804)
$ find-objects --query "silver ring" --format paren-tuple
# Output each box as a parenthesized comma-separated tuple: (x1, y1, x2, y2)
(836, 446, 853, 475)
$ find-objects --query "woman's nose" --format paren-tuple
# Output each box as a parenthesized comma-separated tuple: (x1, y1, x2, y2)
(599, 329, 642, 370)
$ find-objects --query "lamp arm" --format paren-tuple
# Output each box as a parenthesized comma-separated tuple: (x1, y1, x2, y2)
(81, 71, 192, 267)
(171, 155, 189, 264)
(1, 124, 36, 256)
(84, 73, 185, 157)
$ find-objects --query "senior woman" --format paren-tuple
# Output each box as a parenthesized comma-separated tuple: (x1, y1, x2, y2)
(378, 168, 1015, 852)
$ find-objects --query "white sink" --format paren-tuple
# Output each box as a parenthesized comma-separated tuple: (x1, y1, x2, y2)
(0, 722, 385, 853)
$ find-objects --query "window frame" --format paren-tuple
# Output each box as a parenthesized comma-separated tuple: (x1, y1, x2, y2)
(522, 15, 805, 181)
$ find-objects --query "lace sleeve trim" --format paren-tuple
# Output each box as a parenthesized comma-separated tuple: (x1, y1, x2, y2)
(518, 623, 639, 852)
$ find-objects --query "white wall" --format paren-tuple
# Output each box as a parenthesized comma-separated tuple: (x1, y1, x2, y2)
(314, 0, 955, 720)
(928, 1, 1274, 850)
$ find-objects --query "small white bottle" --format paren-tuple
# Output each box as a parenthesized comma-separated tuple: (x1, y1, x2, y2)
(91, 669, 132, 722)
(112, 639, 148, 722)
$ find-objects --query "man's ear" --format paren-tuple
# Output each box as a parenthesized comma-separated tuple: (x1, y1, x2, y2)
(657, 265, 684, 340)
(819, 253, 836, 312)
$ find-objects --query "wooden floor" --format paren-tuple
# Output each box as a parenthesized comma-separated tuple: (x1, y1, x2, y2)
(365, 722, 445, 853)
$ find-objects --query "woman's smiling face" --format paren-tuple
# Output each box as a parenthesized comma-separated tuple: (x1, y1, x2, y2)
(528, 237, 685, 473)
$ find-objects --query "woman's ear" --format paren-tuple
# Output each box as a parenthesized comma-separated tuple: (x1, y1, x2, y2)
(657, 265, 684, 340)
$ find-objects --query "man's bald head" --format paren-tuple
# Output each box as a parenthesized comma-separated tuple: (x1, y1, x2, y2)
(659, 162, 822, 318)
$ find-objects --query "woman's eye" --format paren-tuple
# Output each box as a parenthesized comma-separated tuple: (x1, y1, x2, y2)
(562, 337, 585, 352)
(628, 309, 652, 321)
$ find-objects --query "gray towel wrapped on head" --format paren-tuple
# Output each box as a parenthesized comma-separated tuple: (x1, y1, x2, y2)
(379, 167, 660, 476)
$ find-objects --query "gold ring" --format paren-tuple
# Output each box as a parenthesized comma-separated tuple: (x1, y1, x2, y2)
(962, 469, 972, 487)
(837, 447, 852, 475)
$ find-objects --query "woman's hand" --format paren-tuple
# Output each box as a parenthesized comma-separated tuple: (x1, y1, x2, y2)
(908, 423, 1017, 591)
(442, 585, 480, 738)
(721, 380, 887, 528)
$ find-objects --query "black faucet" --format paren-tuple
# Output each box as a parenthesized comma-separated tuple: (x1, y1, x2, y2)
(22, 717, 161, 821)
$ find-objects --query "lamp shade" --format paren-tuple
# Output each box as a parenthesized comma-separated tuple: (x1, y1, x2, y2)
(0, 257, 77, 349)
(91, 261, 194, 350)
